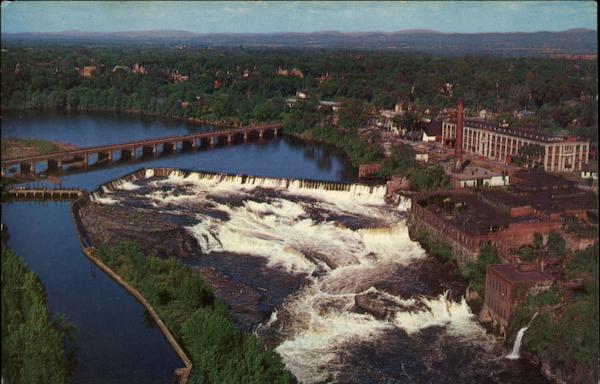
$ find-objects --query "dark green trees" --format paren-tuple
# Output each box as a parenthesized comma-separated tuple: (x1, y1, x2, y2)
(1, 245, 74, 384)
(95, 242, 297, 384)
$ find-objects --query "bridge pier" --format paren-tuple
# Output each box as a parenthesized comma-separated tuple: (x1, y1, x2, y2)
(259, 129, 264, 139)
(210, 137, 218, 147)
(274, 128, 279, 137)
(121, 148, 134, 160)
(48, 158, 63, 172)
(182, 140, 195, 151)
(244, 133, 248, 143)
(143, 145, 157, 157)
(163, 142, 174, 154)
(20, 161, 35, 175)
(227, 135, 232, 145)
(98, 151, 112, 163)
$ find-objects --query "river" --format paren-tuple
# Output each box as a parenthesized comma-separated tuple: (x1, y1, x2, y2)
(1, 111, 548, 383)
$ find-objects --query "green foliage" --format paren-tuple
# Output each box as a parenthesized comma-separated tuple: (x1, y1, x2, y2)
(463, 245, 501, 297)
(95, 241, 296, 384)
(566, 243, 599, 280)
(510, 243, 599, 371)
(408, 165, 451, 192)
(2, 47, 596, 140)
(519, 246, 535, 261)
(547, 231, 565, 258)
(416, 229, 456, 265)
(378, 144, 416, 178)
(1, 244, 74, 384)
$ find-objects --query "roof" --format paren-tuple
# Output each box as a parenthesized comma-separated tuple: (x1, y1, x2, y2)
(488, 264, 554, 285)
(582, 162, 598, 173)
(422, 121, 442, 137)
(447, 118, 587, 144)
(511, 171, 575, 191)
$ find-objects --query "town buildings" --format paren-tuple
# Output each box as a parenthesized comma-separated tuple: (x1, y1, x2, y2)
(481, 263, 554, 336)
(441, 118, 590, 173)
(409, 171, 597, 266)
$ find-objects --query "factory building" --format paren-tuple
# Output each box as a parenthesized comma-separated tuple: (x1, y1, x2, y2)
(442, 118, 590, 173)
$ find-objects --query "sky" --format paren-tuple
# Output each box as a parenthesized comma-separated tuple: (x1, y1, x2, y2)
(1, 1, 597, 34)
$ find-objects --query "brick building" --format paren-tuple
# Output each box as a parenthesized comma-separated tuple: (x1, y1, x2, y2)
(481, 263, 553, 336)
(409, 172, 597, 265)
(441, 118, 590, 173)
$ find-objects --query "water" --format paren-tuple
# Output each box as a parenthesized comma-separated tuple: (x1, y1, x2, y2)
(83, 169, 551, 384)
(1, 111, 355, 383)
(1, 111, 549, 383)
(506, 311, 539, 360)
(506, 327, 528, 360)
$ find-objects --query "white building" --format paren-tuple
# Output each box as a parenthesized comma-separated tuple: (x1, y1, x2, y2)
(442, 118, 590, 173)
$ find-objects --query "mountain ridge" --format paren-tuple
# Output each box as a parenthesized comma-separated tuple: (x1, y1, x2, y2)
(2, 29, 597, 56)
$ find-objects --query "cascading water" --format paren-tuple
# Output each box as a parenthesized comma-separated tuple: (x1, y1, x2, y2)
(87, 168, 549, 384)
(506, 311, 539, 360)
(506, 327, 528, 360)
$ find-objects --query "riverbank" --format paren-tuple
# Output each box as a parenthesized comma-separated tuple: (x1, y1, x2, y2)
(1, 240, 74, 384)
(92, 242, 297, 383)
(1, 138, 77, 160)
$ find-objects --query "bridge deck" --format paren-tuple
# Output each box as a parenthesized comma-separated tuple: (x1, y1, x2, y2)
(7, 189, 84, 199)
(1, 123, 282, 167)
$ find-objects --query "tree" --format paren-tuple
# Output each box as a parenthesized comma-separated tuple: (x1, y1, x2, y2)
(517, 144, 545, 170)
(547, 231, 565, 258)
(399, 111, 420, 140)
(533, 232, 543, 249)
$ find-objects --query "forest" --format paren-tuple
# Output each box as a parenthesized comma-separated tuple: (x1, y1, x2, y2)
(1, 46, 597, 132)
(1, 46, 597, 168)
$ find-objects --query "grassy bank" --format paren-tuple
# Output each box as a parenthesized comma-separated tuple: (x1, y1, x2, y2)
(1, 138, 69, 160)
(1, 243, 74, 384)
(95, 241, 296, 384)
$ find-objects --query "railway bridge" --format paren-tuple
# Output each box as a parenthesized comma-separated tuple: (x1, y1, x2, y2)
(1, 123, 282, 176)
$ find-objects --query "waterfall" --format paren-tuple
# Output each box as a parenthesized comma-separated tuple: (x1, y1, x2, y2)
(505, 326, 528, 360)
(505, 312, 538, 360)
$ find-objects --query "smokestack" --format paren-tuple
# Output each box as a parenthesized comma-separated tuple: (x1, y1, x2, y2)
(454, 99, 464, 172)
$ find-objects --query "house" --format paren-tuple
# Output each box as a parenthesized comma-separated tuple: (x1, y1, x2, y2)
(421, 121, 442, 142)
(290, 68, 304, 79)
(446, 165, 509, 188)
(171, 70, 189, 83)
(79, 66, 97, 78)
(581, 162, 598, 181)
(296, 90, 309, 100)
(132, 63, 147, 75)
(481, 263, 553, 337)
(478, 109, 493, 119)
(276, 67, 289, 77)
(415, 150, 429, 163)
(318, 100, 341, 112)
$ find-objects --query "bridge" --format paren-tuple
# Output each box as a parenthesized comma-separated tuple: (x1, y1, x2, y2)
(1, 123, 282, 176)
(6, 187, 84, 200)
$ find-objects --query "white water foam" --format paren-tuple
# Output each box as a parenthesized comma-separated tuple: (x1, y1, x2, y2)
(95, 169, 495, 383)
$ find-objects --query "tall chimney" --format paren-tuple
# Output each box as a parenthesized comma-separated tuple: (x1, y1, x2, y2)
(454, 99, 464, 172)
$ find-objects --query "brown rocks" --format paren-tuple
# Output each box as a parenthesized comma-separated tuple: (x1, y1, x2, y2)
(79, 203, 199, 258)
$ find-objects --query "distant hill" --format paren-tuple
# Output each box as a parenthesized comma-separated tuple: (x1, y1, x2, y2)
(2, 29, 597, 56)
